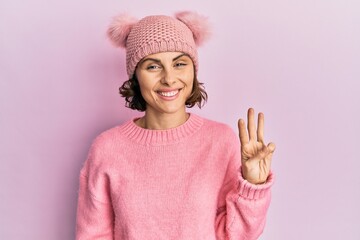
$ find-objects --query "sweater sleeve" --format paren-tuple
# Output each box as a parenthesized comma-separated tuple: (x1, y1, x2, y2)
(215, 132, 274, 240)
(75, 140, 115, 240)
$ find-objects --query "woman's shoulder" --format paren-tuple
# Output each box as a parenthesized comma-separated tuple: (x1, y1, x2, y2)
(81, 119, 142, 172)
(89, 119, 135, 150)
(197, 115, 238, 141)
(200, 115, 235, 132)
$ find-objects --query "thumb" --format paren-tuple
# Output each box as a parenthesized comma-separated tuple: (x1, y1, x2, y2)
(267, 142, 276, 153)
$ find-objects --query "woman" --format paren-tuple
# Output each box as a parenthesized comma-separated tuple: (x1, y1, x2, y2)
(76, 11, 276, 240)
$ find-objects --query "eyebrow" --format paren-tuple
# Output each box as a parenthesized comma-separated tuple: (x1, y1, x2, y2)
(139, 53, 190, 65)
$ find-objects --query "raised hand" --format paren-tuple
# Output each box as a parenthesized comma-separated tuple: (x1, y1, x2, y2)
(238, 108, 276, 185)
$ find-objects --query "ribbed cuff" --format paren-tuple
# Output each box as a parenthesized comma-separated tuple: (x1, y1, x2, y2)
(237, 171, 274, 200)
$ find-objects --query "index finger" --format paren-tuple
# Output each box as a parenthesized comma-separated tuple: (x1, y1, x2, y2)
(238, 118, 249, 145)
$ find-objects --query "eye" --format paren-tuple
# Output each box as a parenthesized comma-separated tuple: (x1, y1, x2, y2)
(146, 64, 161, 70)
(174, 62, 187, 68)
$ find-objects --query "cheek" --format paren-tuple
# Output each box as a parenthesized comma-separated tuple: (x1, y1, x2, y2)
(181, 70, 195, 87)
(137, 80, 160, 104)
(137, 74, 154, 93)
(187, 74, 195, 90)
(183, 79, 194, 99)
(138, 84, 154, 100)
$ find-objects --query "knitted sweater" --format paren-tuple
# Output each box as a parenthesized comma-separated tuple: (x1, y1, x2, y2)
(76, 113, 274, 240)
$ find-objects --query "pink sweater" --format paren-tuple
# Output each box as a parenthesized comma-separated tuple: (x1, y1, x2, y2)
(76, 113, 274, 240)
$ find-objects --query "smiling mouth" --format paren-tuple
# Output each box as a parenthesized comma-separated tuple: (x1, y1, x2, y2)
(156, 89, 181, 97)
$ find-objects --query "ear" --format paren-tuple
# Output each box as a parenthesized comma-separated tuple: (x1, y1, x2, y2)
(175, 11, 211, 47)
(107, 13, 138, 48)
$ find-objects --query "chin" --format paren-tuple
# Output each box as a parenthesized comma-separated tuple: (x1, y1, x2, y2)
(157, 103, 186, 114)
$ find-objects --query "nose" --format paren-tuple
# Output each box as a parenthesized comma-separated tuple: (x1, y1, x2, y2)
(160, 68, 177, 86)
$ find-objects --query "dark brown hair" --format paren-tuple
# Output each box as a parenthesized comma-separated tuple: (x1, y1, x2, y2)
(119, 74, 208, 112)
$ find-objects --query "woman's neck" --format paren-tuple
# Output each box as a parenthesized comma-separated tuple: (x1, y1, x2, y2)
(136, 109, 190, 130)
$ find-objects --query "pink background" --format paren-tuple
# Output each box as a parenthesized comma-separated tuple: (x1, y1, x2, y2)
(1, 0, 359, 239)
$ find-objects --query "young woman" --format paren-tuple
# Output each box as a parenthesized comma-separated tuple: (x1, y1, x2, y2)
(76, 11, 276, 240)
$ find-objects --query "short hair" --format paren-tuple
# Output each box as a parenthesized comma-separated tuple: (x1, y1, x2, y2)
(119, 74, 208, 112)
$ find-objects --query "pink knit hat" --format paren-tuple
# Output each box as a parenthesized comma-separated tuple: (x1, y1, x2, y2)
(107, 11, 211, 78)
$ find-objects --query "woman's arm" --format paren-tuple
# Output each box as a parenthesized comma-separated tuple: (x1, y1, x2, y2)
(215, 166, 274, 240)
(215, 108, 276, 239)
(75, 142, 115, 240)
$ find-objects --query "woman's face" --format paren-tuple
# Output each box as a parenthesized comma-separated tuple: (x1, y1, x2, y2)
(135, 51, 194, 116)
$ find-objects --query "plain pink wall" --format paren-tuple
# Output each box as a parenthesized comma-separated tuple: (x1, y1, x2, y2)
(1, 0, 359, 239)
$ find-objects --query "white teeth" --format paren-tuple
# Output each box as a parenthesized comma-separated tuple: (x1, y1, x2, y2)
(158, 90, 178, 97)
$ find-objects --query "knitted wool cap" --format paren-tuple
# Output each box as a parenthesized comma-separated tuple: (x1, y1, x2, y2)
(107, 11, 211, 78)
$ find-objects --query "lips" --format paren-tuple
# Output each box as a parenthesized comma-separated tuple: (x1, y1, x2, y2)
(156, 88, 182, 100)
(157, 90, 179, 97)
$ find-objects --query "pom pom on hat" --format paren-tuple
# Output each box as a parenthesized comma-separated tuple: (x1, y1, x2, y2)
(175, 11, 211, 46)
(107, 13, 138, 48)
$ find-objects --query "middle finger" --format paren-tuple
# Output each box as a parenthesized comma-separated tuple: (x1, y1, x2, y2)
(247, 108, 256, 141)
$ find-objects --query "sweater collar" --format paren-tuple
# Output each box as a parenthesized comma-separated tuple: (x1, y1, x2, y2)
(120, 113, 203, 146)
